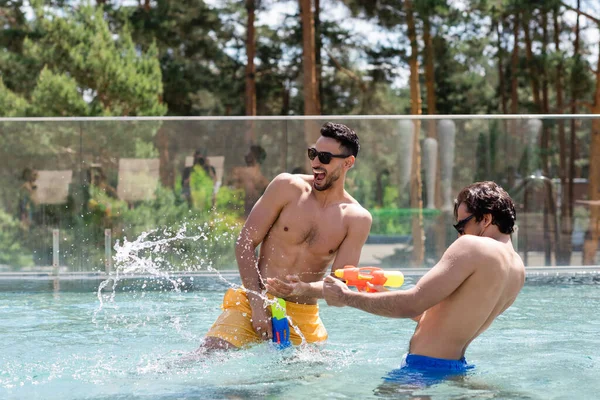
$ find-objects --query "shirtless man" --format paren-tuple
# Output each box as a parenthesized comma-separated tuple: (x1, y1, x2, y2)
(227, 145, 270, 217)
(323, 181, 525, 380)
(202, 122, 372, 350)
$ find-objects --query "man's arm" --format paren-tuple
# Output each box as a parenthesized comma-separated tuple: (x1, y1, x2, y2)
(236, 174, 295, 338)
(267, 207, 372, 299)
(236, 173, 294, 295)
(324, 236, 489, 318)
(330, 208, 373, 273)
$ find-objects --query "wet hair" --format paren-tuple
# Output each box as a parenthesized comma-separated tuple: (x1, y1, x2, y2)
(249, 145, 266, 164)
(453, 181, 516, 234)
(320, 122, 360, 157)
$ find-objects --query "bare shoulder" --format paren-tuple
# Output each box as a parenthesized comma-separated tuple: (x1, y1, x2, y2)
(268, 173, 308, 195)
(445, 235, 504, 265)
(446, 235, 522, 278)
(277, 172, 311, 186)
(342, 194, 372, 225)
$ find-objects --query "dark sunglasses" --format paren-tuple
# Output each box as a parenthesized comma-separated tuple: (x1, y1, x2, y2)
(307, 147, 350, 164)
(453, 214, 475, 235)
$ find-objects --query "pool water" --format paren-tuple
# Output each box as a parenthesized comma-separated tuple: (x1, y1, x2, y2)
(1, 276, 599, 399)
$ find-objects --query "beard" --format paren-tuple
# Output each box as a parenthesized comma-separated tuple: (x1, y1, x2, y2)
(313, 166, 342, 191)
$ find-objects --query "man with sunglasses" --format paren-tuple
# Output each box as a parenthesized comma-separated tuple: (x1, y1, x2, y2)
(323, 181, 525, 385)
(200, 122, 372, 351)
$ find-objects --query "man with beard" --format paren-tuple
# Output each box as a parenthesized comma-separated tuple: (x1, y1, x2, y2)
(200, 122, 372, 350)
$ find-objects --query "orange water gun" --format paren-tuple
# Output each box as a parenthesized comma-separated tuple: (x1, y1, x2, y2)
(333, 265, 404, 292)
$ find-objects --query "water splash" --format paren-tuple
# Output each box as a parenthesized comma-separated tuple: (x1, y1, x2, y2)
(93, 220, 307, 344)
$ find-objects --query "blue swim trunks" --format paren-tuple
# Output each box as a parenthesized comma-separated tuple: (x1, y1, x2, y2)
(383, 354, 474, 387)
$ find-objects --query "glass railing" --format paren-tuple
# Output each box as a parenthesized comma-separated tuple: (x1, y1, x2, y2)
(0, 115, 597, 272)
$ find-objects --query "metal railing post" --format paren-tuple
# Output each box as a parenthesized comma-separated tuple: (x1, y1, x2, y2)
(104, 229, 112, 274)
(52, 229, 59, 276)
(52, 229, 60, 292)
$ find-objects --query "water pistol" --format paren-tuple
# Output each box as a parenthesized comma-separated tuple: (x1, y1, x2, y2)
(333, 266, 404, 292)
(271, 297, 291, 348)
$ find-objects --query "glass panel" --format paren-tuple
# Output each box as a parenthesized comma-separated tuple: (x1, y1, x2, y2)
(0, 120, 83, 272)
(0, 116, 597, 272)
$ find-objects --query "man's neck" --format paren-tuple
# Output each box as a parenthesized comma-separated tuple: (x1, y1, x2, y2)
(486, 229, 511, 244)
(312, 183, 346, 207)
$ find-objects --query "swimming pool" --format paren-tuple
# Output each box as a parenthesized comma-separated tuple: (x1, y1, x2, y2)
(1, 273, 599, 399)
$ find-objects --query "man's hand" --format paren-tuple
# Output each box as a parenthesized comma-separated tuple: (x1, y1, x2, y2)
(323, 275, 351, 307)
(265, 275, 310, 298)
(249, 298, 272, 341)
(365, 282, 388, 292)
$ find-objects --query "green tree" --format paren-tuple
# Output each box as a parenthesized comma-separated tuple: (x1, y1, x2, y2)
(24, 4, 165, 117)
(0, 3, 166, 118)
(0, 79, 28, 116)
(113, 0, 240, 116)
(0, 3, 167, 200)
(28, 67, 90, 116)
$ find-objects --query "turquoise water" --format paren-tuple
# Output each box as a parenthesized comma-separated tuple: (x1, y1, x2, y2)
(1, 276, 599, 399)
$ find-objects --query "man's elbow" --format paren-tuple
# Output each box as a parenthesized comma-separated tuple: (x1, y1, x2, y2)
(385, 307, 420, 319)
(403, 306, 423, 319)
(391, 303, 422, 319)
(395, 292, 425, 319)
(236, 227, 255, 244)
(235, 233, 255, 254)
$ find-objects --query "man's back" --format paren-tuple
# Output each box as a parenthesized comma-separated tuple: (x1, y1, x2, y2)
(323, 180, 524, 374)
(409, 235, 525, 359)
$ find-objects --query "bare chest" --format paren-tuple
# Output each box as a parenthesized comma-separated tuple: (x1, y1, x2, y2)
(271, 199, 348, 255)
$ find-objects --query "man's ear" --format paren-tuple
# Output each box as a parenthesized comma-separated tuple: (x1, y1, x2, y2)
(345, 156, 356, 170)
(483, 213, 493, 227)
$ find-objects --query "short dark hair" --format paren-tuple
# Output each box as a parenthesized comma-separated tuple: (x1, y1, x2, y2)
(249, 145, 266, 164)
(454, 181, 516, 234)
(22, 167, 34, 181)
(320, 122, 360, 157)
(193, 149, 205, 165)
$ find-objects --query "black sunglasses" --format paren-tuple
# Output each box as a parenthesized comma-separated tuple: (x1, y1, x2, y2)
(307, 147, 350, 164)
(453, 214, 475, 235)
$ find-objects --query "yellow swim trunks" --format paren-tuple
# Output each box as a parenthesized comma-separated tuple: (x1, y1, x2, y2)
(205, 288, 328, 348)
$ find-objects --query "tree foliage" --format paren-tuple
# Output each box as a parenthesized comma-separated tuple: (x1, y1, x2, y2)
(0, 0, 599, 267)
